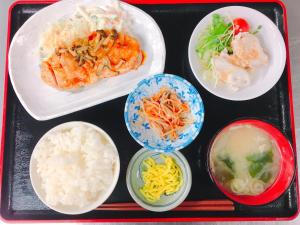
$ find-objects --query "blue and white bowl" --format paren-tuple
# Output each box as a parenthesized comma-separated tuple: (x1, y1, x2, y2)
(124, 74, 205, 152)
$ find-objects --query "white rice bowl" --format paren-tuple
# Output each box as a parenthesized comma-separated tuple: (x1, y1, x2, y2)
(30, 121, 120, 215)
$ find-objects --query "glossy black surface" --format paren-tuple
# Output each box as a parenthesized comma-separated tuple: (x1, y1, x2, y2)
(1, 2, 298, 221)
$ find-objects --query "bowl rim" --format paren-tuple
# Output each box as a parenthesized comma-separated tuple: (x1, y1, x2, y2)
(124, 73, 205, 152)
(29, 121, 120, 215)
(126, 148, 192, 212)
(188, 6, 287, 101)
(206, 119, 296, 206)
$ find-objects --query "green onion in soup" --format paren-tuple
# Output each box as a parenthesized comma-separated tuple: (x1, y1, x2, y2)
(210, 125, 280, 196)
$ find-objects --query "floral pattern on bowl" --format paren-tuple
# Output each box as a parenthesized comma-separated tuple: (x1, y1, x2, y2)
(124, 74, 205, 152)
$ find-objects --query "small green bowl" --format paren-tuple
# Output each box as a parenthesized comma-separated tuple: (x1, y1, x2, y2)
(126, 148, 192, 212)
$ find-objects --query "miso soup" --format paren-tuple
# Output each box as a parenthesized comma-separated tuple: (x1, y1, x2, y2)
(210, 125, 281, 196)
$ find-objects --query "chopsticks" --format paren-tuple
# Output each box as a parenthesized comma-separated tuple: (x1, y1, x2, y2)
(95, 200, 234, 211)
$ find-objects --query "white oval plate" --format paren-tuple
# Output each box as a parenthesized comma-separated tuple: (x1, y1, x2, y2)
(30, 121, 120, 215)
(188, 6, 286, 101)
(9, 0, 166, 120)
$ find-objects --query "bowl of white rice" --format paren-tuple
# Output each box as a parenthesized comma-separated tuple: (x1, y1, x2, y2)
(30, 121, 120, 215)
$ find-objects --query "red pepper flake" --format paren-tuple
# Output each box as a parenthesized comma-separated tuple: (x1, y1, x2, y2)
(88, 32, 97, 41)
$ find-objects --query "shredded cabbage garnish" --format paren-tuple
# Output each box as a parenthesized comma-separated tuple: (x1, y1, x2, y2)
(40, 0, 130, 59)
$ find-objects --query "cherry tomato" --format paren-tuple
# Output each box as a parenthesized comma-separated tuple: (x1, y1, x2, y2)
(232, 18, 250, 35)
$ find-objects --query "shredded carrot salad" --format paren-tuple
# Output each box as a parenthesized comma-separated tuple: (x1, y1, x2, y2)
(140, 87, 193, 141)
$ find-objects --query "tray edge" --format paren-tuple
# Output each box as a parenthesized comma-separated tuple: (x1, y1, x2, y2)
(0, 0, 299, 223)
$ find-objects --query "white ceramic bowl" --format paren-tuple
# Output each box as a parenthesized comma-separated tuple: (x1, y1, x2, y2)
(29, 121, 120, 215)
(9, 0, 166, 120)
(188, 6, 286, 101)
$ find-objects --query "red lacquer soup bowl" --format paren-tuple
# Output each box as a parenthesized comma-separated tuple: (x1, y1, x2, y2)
(207, 119, 295, 206)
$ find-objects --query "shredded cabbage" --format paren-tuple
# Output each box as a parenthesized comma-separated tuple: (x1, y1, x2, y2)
(40, 0, 131, 59)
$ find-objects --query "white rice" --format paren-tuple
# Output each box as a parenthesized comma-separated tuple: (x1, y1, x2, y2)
(33, 123, 118, 209)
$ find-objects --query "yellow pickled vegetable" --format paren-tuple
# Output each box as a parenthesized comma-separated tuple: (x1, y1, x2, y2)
(140, 154, 183, 202)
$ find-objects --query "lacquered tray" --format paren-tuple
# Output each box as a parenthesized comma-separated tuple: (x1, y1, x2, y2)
(0, 0, 299, 222)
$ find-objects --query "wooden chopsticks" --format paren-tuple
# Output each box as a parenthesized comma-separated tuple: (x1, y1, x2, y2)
(95, 200, 234, 211)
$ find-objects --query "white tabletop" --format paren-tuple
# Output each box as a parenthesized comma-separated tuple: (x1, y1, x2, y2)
(0, 0, 299, 224)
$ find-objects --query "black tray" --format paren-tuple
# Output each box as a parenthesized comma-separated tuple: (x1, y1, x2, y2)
(1, 0, 298, 222)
